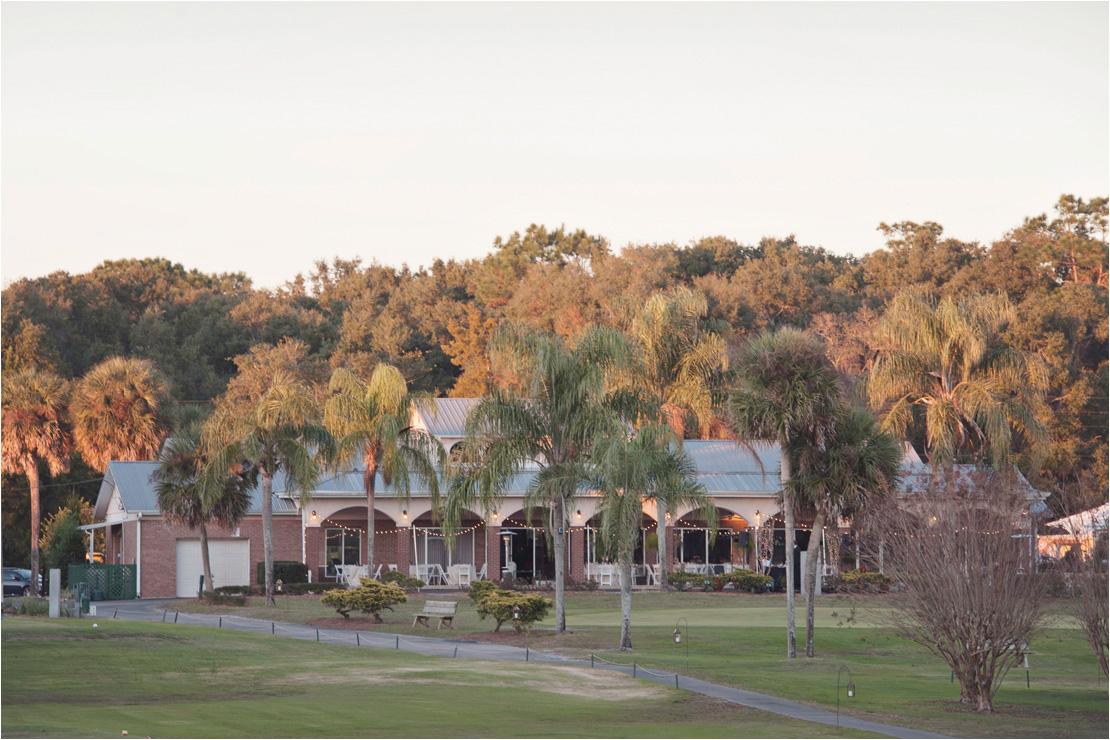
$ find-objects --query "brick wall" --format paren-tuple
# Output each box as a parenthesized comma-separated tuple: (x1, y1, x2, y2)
(133, 514, 303, 598)
(569, 527, 585, 581)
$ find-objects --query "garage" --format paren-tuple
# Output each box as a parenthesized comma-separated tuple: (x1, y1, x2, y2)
(175, 539, 250, 597)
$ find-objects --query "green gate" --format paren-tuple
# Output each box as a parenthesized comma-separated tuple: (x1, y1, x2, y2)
(67, 564, 138, 600)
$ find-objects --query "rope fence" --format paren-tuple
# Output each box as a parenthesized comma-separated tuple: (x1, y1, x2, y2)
(127, 608, 687, 688)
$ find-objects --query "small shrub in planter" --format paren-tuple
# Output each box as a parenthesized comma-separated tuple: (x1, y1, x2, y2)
(321, 578, 406, 622)
(474, 588, 553, 632)
(667, 572, 701, 591)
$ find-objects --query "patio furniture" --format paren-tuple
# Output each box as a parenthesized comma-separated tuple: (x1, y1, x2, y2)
(372, 564, 383, 580)
(597, 564, 615, 587)
(476, 563, 487, 581)
(451, 564, 474, 587)
(343, 565, 368, 588)
(412, 600, 458, 629)
(501, 562, 517, 581)
(387, 564, 398, 572)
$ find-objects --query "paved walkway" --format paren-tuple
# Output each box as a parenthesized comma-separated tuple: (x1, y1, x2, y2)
(98, 599, 949, 740)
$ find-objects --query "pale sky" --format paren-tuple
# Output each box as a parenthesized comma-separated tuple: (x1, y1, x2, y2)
(2, 1, 1107, 289)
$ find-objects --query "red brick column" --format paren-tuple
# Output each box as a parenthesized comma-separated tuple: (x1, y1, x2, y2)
(570, 527, 585, 581)
(485, 525, 500, 579)
(397, 526, 412, 575)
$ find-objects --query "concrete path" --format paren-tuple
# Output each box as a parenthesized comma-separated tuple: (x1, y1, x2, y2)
(98, 599, 949, 740)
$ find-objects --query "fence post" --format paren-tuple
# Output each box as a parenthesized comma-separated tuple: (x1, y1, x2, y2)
(219, 617, 222, 629)
(454, 647, 458, 658)
(162, 610, 167, 622)
(272, 622, 275, 635)
(356, 634, 360, 647)
(675, 674, 679, 689)
(633, 662, 637, 678)
(174, 611, 179, 623)
(590, 654, 594, 668)
(396, 636, 399, 649)
(316, 629, 320, 642)
(526, 648, 529, 662)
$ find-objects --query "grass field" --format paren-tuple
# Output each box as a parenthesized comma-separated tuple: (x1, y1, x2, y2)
(165, 589, 1109, 738)
(1, 618, 883, 739)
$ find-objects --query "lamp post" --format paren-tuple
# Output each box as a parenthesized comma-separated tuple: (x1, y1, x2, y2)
(836, 666, 855, 731)
(673, 617, 689, 671)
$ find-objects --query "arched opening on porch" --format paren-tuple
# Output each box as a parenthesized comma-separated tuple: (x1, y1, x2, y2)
(317, 506, 399, 580)
(499, 507, 556, 582)
(583, 511, 659, 586)
(410, 508, 485, 574)
(674, 507, 751, 572)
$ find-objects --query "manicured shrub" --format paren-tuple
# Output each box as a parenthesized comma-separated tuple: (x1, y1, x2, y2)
(214, 585, 260, 596)
(835, 569, 892, 593)
(725, 569, 773, 591)
(381, 570, 426, 591)
(256, 561, 308, 586)
(321, 578, 407, 622)
(474, 588, 553, 632)
(467, 580, 500, 601)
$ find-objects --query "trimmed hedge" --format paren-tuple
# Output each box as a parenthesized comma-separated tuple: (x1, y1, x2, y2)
(834, 569, 892, 593)
(280, 582, 346, 595)
(724, 569, 773, 591)
(256, 561, 309, 586)
(667, 571, 703, 591)
(214, 585, 259, 596)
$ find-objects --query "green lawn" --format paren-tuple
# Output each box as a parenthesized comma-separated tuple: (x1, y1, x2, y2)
(1, 619, 882, 739)
(166, 589, 1109, 738)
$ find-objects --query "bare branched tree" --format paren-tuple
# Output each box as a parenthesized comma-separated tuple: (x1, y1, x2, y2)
(1052, 504, 1108, 677)
(871, 469, 1047, 712)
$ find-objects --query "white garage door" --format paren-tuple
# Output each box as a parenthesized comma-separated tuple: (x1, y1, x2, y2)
(176, 539, 251, 597)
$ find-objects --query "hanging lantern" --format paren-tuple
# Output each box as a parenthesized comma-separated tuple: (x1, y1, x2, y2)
(673, 628, 682, 644)
(846, 680, 855, 698)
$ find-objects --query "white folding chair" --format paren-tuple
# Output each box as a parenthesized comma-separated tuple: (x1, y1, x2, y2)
(598, 564, 614, 587)
(372, 564, 383, 580)
(476, 563, 487, 581)
(388, 564, 398, 572)
(456, 565, 473, 587)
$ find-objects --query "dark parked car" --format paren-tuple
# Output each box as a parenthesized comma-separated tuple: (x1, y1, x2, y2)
(3, 568, 41, 597)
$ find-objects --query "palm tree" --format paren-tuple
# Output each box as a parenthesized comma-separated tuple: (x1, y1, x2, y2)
(324, 365, 443, 578)
(728, 328, 841, 658)
(445, 323, 644, 633)
(614, 288, 728, 590)
(155, 407, 252, 595)
(590, 423, 714, 650)
(1, 369, 73, 594)
(71, 356, 171, 472)
(789, 406, 902, 657)
(203, 372, 332, 606)
(868, 290, 1048, 466)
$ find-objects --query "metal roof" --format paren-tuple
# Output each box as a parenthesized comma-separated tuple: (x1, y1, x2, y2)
(95, 461, 301, 518)
(415, 398, 479, 438)
(897, 462, 1047, 501)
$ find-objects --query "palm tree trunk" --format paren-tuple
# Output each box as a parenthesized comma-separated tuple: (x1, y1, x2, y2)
(199, 521, 214, 596)
(619, 556, 633, 650)
(364, 462, 377, 579)
(781, 446, 796, 659)
(656, 500, 670, 591)
(27, 464, 41, 595)
(804, 507, 827, 658)
(552, 502, 567, 633)
(261, 470, 275, 607)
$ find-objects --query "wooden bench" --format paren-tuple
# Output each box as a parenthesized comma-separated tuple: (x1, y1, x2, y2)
(412, 600, 457, 629)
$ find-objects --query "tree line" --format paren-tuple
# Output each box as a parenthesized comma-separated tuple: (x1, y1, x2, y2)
(4, 196, 1103, 512)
